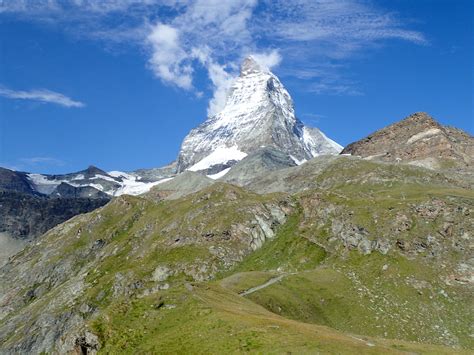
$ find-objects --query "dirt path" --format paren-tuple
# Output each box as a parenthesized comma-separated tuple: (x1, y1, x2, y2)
(239, 274, 286, 296)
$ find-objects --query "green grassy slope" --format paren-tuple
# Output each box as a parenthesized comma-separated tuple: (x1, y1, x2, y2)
(1, 160, 472, 353)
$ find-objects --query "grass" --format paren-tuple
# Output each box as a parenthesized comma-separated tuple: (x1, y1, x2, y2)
(3, 172, 473, 353)
(225, 206, 327, 274)
(90, 281, 466, 354)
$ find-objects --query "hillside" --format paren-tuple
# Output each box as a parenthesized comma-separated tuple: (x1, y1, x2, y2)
(0, 157, 472, 353)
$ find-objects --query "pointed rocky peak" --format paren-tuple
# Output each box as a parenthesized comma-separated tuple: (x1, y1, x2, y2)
(341, 112, 474, 170)
(84, 165, 107, 176)
(240, 56, 264, 76)
(176, 57, 342, 173)
(399, 112, 440, 129)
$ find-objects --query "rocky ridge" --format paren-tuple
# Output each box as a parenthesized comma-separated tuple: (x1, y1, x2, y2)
(341, 112, 474, 172)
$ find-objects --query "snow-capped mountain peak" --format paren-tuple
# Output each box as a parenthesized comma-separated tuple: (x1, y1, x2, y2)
(240, 55, 266, 76)
(176, 56, 342, 173)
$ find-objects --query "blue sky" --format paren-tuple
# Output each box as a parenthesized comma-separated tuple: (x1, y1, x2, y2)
(0, 0, 472, 174)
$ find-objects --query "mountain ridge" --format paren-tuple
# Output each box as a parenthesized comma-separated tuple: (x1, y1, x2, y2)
(341, 112, 474, 171)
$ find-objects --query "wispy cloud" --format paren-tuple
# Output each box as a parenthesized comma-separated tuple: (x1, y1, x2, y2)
(1, 0, 427, 109)
(0, 156, 65, 172)
(0, 86, 85, 108)
(19, 157, 65, 166)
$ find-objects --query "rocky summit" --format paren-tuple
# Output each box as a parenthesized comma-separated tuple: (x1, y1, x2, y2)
(342, 112, 474, 172)
(0, 58, 473, 354)
(176, 56, 342, 174)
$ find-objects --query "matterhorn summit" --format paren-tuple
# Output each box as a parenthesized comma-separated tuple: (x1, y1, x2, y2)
(177, 56, 342, 174)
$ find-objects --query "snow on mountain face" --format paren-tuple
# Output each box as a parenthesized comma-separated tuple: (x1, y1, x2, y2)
(108, 171, 173, 196)
(176, 56, 342, 173)
(27, 167, 173, 197)
(188, 146, 247, 172)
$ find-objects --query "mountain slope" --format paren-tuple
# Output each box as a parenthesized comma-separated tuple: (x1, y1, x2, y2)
(0, 158, 472, 353)
(176, 56, 342, 173)
(341, 112, 474, 172)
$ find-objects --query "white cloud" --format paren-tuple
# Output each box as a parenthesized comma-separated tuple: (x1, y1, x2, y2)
(205, 60, 234, 116)
(141, 0, 426, 110)
(147, 23, 193, 90)
(0, 156, 65, 172)
(250, 50, 282, 71)
(0, 86, 85, 107)
(2, 0, 428, 106)
(143, 0, 259, 114)
(257, 0, 427, 59)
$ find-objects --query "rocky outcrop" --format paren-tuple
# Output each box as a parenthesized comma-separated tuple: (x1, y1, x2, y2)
(0, 167, 36, 195)
(0, 190, 109, 239)
(51, 182, 110, 199)
(341, 112, 474, 171)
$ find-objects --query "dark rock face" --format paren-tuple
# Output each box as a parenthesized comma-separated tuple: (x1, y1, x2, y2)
(341, 112, 474, 170)
(51, 182, 110, 199)
(0, 190, 109, 239)
(0, 167, 110, 240)
(0, 168, 36, 195)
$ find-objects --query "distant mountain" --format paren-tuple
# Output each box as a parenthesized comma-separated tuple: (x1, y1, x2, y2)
(341, 112, 474, 171)
(26, 165, 174, 197)
(0, 167, 110, 241)
(176, 56, 342, 174)
(0, 164, 175, 242)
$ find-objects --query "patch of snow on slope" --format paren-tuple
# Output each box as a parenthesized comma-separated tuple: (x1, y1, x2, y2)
(27, 174, 62, 194)
(289, 155, 307, 166)
(108, 171, 173, 196)
(207, 167, 231, 180)
(188, 146, 247, 172)
(108, 171, 136, 180)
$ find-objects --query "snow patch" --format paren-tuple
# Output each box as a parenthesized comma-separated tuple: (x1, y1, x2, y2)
(290, 155, 307, 166)
(207, 167, 231, 180)
(28, 170, 173, 197)
(112, 177, 172, 196)
(27, 174, 62, 194)
(108, 171, 173, 196)
(108, 171, 136, 180)
(188, 146, 247, 172)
